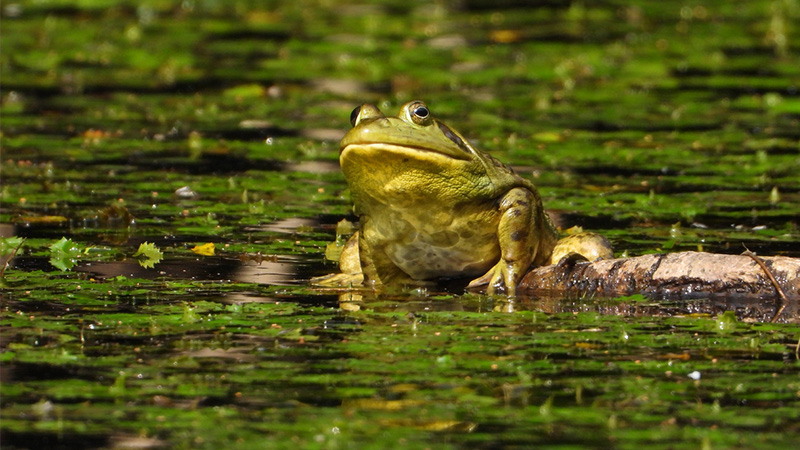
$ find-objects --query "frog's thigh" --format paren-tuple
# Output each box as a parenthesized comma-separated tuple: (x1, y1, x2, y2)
(496, 187, 538, 265)
(549, 232, 614, 265)
(358, 219, 416, 285)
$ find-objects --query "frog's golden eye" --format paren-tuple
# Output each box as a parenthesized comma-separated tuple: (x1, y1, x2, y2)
(412, 105, 429, 120)
(408, 102, 431, 125)
(350, 106, 362, 127)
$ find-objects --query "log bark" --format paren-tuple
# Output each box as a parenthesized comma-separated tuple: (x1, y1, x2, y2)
(519, 251, 800, 300)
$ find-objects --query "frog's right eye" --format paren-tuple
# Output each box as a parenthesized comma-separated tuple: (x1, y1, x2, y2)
(350, 106, 362, 127)
(412, 105, 429, 121)
(408, 101, 432, 125)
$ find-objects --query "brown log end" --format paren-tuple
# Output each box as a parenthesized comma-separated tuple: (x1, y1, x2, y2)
(519, 251, 800, 299)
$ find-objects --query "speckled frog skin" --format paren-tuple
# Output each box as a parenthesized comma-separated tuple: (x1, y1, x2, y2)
(318, 101, 613, 296)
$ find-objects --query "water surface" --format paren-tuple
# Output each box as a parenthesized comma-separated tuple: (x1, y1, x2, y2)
(2, 1, 800, 448)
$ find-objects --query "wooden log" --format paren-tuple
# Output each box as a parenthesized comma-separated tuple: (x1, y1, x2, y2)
(519, 251, 800, 300)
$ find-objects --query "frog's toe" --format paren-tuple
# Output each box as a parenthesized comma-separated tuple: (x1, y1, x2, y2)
(468, 264, 517, 296)
(466, 272, 491, 289)
(310, 272, 365, 287)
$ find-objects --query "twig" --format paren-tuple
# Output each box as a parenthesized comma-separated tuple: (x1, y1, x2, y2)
(795, 337, 799, 361)
(0, 238, 26, 279)
(742, 248, 790, 322)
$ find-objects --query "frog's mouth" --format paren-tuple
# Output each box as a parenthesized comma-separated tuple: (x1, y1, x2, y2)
(340, 142, 472, 161)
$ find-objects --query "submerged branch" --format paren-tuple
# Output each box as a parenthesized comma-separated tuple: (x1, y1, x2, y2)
(742, 250, 791, 322)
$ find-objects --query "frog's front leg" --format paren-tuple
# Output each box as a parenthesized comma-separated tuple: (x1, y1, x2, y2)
(310, 231, 364, 287)
(312, 217, 420, 288)
(320, 226, 417, 287)
(468, 187, 552, 296)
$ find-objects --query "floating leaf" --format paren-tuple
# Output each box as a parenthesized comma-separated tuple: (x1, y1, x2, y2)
(335, 219, 356, 238)
(109, 371, 128, 397)
(1, 236, 25, 278)
(532, 131, 564, 142)
(133, 242, 163, 269)
(191, 243, 215, 256)
(324, 240, 344, 262)
(564, 225, 585, 236)
(1, 236, 25, 258)
(16, 215, 68, 225)
(769, 186, 780, 205)
(49, 237, 82, 271)
(182, 303, 202, 323)
(717, 310, 738, 332)
(223, 83, 266, 98)
(616, 294, 648, 303)
(324, 219, 356, 261)
(489, 29, 522, 44)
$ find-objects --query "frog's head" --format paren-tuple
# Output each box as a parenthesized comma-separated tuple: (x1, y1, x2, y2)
(340, 101, 479, 162)
(338, 101, 519, 209)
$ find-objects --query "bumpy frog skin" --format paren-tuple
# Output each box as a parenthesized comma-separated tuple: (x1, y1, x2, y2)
(317, 100, 613, 296)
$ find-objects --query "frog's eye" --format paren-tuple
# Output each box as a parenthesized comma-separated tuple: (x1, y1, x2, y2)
(349, 106, 362, 127)
(407, 102, 432, 125)
(412, 105, 429, 121)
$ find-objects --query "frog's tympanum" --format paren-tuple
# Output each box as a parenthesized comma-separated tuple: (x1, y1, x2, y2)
(316, 101, 613, 296)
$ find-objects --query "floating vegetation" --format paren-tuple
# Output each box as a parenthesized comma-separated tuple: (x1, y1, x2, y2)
(1, 0, 799, 448)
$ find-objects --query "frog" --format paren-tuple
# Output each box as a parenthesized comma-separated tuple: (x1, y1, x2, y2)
(314, 100, 613, 296)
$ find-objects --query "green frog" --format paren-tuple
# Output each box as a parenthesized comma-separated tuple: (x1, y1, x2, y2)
(315, 100, 613, 296)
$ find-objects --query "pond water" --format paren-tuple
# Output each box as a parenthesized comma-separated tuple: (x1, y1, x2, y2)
(2, 1, 800, 448)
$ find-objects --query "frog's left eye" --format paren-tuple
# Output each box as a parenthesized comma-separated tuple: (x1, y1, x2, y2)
(350, 106, 362, 127)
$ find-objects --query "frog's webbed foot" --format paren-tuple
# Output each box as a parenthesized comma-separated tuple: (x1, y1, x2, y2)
(467, 261, 521, 297)
(310, 272, 365, 287)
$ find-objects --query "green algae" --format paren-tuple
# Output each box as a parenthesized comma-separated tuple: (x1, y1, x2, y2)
(2, 0, 800, 448)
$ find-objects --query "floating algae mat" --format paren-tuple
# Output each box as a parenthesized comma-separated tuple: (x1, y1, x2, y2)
(2, 1, 800, 448)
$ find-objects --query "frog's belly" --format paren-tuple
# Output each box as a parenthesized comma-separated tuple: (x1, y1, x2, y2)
(385, 229, 500, 280)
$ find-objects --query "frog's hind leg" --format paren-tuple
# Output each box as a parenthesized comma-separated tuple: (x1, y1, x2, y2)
(467, 187, 547, 296)
(548, 232, 614, 265)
